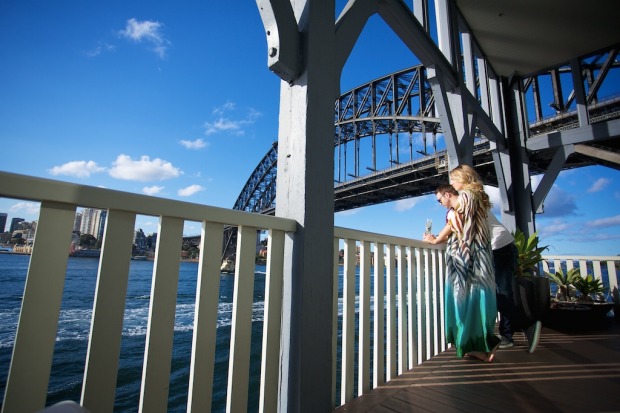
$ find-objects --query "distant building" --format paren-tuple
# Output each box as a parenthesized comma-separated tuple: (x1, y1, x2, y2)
(147, 233, 158, 251)
(73, 212, 82, 233)
(9, 218, 24, 233)
(0, 213, 7, 233)
(79, 208, 106, 238)
(134, 229, 148, 250)
(12, 243, 33, 254)
(96, 210, 107, 240)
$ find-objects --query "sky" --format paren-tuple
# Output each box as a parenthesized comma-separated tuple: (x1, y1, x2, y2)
(1, 1, 619, 257)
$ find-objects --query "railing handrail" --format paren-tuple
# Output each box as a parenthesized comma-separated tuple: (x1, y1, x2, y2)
(334, 226, 445, 250)
(0, 171, 296, 232)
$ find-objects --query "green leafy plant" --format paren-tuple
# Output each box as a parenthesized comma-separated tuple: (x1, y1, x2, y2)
(514, 229, 548, 277)
(545, 268, 581, 301)
(573, 273, 606, 301)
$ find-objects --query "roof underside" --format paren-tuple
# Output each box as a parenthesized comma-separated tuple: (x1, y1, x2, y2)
(456, 0, 620, 77)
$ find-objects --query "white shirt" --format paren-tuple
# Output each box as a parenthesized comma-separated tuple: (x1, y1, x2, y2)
(487, 213, 514, 250)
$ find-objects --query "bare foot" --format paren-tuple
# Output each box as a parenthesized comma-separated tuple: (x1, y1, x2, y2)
(465, 351, 487, 361)
(485, 342, 501, 362)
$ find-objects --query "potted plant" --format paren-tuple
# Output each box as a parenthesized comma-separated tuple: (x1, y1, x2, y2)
(545, 267, 613, 329)
(573, 273, 606, 300)
(546, 268, 580, 301)
(512, 229, 551, 321)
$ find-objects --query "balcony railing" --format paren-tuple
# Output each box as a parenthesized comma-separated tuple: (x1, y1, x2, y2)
(0, 171, 446, 412)
(0, 171, 299, 413)
(1, 171, 618, 412)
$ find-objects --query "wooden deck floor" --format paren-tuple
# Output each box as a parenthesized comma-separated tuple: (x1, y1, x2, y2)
(334, 320, 620, 413)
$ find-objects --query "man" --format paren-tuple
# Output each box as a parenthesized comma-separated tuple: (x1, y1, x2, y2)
(428, 184, 542, 353)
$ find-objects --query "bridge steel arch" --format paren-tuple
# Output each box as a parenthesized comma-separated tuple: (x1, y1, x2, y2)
(232, 51, 620, 218)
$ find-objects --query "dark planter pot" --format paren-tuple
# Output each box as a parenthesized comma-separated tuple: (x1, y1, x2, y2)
(543, 301, 615, 331)
(512, 276, 551, 321)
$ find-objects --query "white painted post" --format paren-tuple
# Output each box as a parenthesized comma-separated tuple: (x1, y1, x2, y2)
(269, 1, 337, 411)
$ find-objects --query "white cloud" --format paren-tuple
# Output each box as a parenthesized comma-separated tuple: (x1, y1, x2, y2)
(85, 41, 115, 57)
(48, 160, 106, 178)
(213, 101, 236, 115)
(587, 177, 611, 193)
(178, 184, 204, 197)
(10, 201, 40, 216)
(204, 102, 262, 136)
(143, 185, 164, 195)
(109, 154, 182, 181)
(119, 18, 170, 59)
(539, 220, 570, 234)
(180, 138, 208, 149)
(336, 208, 362, 217)
(394, 198, 420, 212)
(205, 117, 243, 135)
(587, 214, 620, 228)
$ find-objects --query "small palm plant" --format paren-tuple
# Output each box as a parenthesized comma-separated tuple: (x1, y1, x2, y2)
(545, 268, 581, 301)
(514, 230, 548, 277)
(573, 273, 606, 302)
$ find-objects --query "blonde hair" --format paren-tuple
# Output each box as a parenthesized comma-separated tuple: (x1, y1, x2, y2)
(449, 165, 492, 211)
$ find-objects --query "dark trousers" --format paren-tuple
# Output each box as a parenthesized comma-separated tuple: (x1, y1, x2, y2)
(493, 243, 527, 340)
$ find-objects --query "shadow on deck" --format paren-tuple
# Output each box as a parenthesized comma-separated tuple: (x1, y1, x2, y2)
(335, 320, 620, 413)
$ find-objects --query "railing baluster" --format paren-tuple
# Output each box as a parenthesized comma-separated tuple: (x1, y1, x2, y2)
(592, 260, 603, 282)
(259, 229, 285, 413)
(3, 201, 76, 413)
(82, 209, 136, 413)
(407, 247, 418, 369)
(397, 245, 407, 374)
(226, 225, 258, 413)
(422, 248, 431, 361)
(579, 260, 588, 278)
(340, 238, 356, 404)
(373, 242, 385, 388)
(139, 216, 184, 412)
(438, 251, 447, 352)
(414, 247, 423, 364)
(430, 249, 439, 356)
(357, 240, 371, 396)
(331, 237, 339, 406)
(607, 260, 619, 303)
(187, 221, 224, 413)
(385, 244, 397, 381)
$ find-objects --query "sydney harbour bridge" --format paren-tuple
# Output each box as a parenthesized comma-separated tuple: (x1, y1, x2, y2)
(182, 46, 620, 256)
(233, 55, 620, 216)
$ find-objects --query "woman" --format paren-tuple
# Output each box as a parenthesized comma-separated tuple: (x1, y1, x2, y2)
(425, 165, 500, 362)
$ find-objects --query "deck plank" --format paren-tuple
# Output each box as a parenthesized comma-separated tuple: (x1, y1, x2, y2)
(335, 322, 620, 413)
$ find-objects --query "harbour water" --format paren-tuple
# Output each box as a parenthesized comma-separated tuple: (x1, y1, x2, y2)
(0, 253, 267, 412)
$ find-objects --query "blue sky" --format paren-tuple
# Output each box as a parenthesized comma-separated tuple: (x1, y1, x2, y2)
(1, 1, 618, 256)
